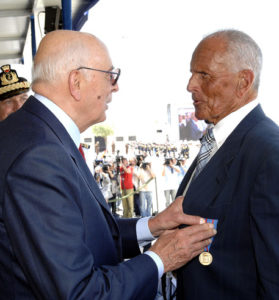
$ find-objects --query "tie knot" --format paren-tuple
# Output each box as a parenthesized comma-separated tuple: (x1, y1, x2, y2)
(202, 127, 215, 145)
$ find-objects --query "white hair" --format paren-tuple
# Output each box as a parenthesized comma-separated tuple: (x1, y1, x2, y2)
(204, 29, 263, 90)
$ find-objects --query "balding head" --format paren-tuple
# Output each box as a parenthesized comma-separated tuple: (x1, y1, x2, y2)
(187, 29, 259, 124)
(32, 30, 107, 86)
(198, 30, 262, 91)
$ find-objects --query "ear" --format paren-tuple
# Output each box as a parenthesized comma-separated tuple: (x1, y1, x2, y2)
(68, 70, 81, 101)
(236, 69, 254, 98)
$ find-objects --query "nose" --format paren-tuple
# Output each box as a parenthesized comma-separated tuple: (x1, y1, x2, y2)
(112, 82, 119, 93)
(187, 74, 198, 93)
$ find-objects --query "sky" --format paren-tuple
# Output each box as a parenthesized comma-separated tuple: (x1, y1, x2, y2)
(82, 0, 279, 141)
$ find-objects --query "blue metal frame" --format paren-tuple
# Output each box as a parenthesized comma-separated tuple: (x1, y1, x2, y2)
(72, 0, 99, 31)
(61, 0, 100, 31)
(30, 14, 37, 59)
(62, 0, 72, 30)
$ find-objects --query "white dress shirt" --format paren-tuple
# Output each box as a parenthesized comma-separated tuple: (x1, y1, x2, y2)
(213, 100, 259, 152)
(183, 100, 259, 196)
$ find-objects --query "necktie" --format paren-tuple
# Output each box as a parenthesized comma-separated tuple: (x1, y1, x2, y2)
(192, 126, 216, 180)
(79, 144, 86, 161)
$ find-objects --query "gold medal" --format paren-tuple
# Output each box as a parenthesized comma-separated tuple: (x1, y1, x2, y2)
(199, 251, 213, 266)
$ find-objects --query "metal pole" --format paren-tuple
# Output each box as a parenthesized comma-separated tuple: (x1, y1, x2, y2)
(154, 177, 159, 213)
(30, 14, 36, 58)
(62, 0, 72, 30)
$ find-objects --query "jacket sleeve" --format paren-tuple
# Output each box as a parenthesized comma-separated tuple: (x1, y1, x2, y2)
(117, 218, 142, 258)
(3, 143, 158, 300)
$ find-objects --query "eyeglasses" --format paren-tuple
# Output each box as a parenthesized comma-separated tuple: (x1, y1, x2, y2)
(77, 66, 121, 86)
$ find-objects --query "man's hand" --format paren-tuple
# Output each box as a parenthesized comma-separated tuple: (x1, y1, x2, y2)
(150, 223, 216, 272)
(149, 196, 203, 237)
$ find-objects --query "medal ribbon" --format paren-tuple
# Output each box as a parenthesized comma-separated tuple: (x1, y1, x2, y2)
(204, 218, 218, 252)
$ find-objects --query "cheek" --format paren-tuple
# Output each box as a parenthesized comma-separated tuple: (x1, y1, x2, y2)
(200, 82, 217, 108)
(0, 107, 4, 119)
(203, 82, 226, 108)
(0, 106, 10, 120)
(96, 95, 106, 108)
(3, 105, 13, 114)
(210, 88, 236, 118)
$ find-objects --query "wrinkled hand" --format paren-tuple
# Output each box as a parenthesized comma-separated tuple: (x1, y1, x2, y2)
(149, 196, 203, 237)
(150, 223, 216, 272)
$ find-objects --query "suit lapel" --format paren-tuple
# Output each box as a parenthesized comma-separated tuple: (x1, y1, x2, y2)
(182, 104, 266, 212)
(23, 97, 113, 215)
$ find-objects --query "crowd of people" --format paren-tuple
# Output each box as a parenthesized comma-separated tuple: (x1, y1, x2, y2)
(128, 141, 190, 159)
(91, 150, 190, 218)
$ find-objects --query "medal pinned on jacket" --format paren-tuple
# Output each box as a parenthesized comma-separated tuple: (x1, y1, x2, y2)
(199, 218, 218, 266)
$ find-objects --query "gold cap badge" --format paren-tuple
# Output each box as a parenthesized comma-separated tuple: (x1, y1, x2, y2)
(0, 64, 30, 101)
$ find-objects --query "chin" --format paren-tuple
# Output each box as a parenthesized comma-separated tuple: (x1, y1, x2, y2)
(194, 111, 204, 121)
(99, 115, 107, 123)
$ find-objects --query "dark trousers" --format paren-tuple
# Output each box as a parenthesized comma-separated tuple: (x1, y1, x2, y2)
(133, 190, 141, 216)
(109, 193, 117, 215)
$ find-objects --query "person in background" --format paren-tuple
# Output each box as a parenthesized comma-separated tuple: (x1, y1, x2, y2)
(129, 156, 141, 217)
(176, 157, 188, 184)
(176, 29, 279, 299)
(162, 158, 180, 207)
(0, 64, 30, 121)
(138, 158, 156, 217)
(119, 157, 134, 218)
(100, 164, 113, 203)
(108, 162, 119, 216)
(94, 165, 103, 191)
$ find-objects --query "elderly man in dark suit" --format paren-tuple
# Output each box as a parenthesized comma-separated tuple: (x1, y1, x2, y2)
(0, 30, 215, 300)
(176, 29, 279, 299)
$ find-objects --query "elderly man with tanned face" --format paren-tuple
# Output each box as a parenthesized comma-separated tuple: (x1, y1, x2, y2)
(0, 30, 216, 300)
(176, 30, 279, 299)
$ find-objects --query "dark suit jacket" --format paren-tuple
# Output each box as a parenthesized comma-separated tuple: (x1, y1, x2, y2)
(0, 96, 157, 300)
(176, 104, 279, 300)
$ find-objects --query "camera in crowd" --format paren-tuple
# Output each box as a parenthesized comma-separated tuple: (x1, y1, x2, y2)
(102, 164, 110, 173)
(176, 158, 185, 167)
(141, 162, 150, 170)
(115, 155, 123, 164)
(136, 155, 144, 167)
(115, 155, 123, 175)
(164, 158, 172, 166)
(94, 159, 103, 167)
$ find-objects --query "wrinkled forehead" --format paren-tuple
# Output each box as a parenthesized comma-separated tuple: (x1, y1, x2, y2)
(191, 37, 231, 71)
(196, 36, 228, 54)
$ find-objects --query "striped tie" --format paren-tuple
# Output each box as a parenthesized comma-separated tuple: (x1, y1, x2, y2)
(192, 127, 216, 180)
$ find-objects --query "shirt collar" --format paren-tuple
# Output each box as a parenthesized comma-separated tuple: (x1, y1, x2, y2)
(213, 99, 259, 149)
(34, 93, 80, 148)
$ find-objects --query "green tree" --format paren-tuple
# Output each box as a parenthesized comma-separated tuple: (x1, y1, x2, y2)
(92, 124, 114, 137)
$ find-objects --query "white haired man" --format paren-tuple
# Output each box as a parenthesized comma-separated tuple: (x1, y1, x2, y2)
(176, 29, 279, 299)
